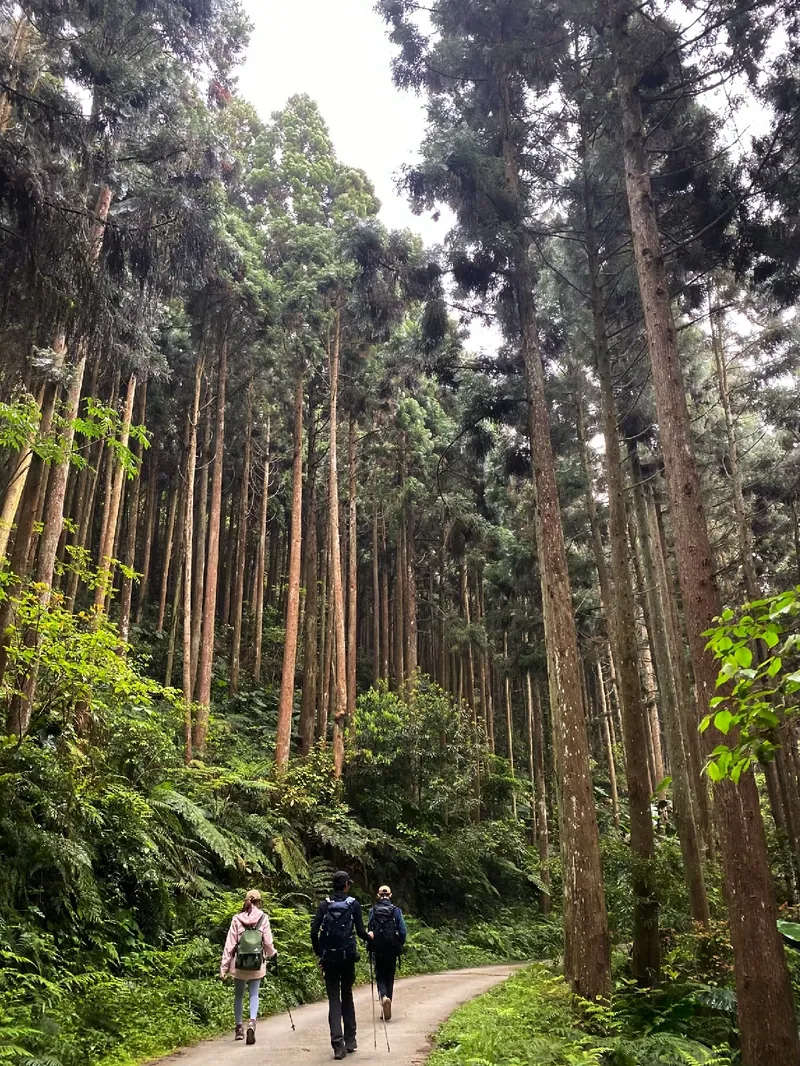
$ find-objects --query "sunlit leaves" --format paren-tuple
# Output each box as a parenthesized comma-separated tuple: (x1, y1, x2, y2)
(702, 586, 800, 781)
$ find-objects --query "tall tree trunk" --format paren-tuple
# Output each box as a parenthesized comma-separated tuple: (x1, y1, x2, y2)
(318, 523, 333, 742)
(630, 446, 710, 924)
(346, 415, 358, 722)
(191, 385, 211, 692)
(135, 446, 158, 624)
(615, 42, 799, 1060)
(299, 411, 320, 755)
(502, 77, 609, 997)
(253, 419, 271, 684)
(597, 660, 621, 829)
(380, 517, 390, 681)
(372, 500, 381, 683)
(710, 299, 759, 600)
(119, 380, 148, 644)
(194, 336, 228, 752)
(275, 374, 305, 770)
(327, 317, 348, 777)
(504, 630, 517, 819)
(0, 445, 34, 562)
(584, 159, 660, 984)
(156, 489, 179, 634)
(651, 487, 713, 854)
(530, 676, 552, 913)
(393, 562, 405, 686)
(182, 359, 204, 761)
(94, 374, 137, 610)
(230, 388, 252, 694)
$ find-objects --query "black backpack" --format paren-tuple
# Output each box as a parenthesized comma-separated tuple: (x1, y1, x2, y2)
(320, 896, 357, 960)
(369, 900, 402, 955)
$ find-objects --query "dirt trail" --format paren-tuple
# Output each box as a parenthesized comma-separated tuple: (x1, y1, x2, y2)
(154, 964, 519, 1066)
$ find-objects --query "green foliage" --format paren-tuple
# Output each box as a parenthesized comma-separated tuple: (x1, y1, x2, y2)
(703, 586, 800, 779)
(346, 679, 548, 915)
(427, 966, 737, 1066)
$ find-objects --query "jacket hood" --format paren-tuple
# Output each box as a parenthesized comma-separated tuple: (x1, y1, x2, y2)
(237, 906, 265, 927)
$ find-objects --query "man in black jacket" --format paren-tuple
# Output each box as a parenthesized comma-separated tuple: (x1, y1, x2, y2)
(311, 871, 372, 1059)
(368, 885, 407, 1022)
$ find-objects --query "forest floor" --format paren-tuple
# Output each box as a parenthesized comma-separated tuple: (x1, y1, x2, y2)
(150, 965, 521, 1066)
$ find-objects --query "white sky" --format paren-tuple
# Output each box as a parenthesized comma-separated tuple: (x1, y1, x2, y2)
(238, 0, 441, 243)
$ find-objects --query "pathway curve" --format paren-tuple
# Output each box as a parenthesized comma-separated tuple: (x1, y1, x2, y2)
(154, 964, 519, 1066)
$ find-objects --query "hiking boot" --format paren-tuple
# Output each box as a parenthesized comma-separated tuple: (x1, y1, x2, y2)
(246, 1019, 256, 1045)
(333, 1043, 347, 1060)
(346, 1038, 358, 1053)
(382, 996, 392, 1022)
(235, 1024, 245, 1041)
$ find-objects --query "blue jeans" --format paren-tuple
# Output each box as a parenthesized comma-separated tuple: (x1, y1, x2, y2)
(234, 978, 261, 1024)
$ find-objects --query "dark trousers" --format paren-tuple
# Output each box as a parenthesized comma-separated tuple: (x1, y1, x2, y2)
(323, 960, 356, 1048)
(374, 952, 397, 1001)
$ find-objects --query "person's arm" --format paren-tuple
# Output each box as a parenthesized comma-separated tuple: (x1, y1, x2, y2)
(396, 908, 408, 947)
(352, 899, 369, 941)
(220, 917, 240, 977)
(261, 915, 277, 959)
(310, 900, 326, 956)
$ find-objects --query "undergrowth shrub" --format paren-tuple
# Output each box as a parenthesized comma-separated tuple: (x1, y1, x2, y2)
(428, 965, 738, 1066)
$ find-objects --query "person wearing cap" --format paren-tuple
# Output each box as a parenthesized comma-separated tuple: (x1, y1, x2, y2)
(311, 871, 372, 1059)
(367, 885, 407, 1021)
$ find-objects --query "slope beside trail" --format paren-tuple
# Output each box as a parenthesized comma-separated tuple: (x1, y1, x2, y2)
(153, 964, 520, 1066)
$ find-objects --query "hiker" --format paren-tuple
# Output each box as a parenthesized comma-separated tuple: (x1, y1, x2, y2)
(311, 870, 373, 1060)
(368, 884, 407, 1021)
(220, 889, 278, 1045)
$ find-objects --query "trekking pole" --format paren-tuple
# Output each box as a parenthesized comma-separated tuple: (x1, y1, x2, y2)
(379, 975, 391, 1054)
(272, 956, 296, 1031)
(368, 951, 378, 1050)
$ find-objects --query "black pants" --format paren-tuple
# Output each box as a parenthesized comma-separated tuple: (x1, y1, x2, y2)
(374, 952, 397, 1001)
(323, 960, 356, 1048)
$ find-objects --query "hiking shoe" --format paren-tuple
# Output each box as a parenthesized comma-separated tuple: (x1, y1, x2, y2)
(346, 1039, 358, 1053)
(333, 1044, 347, 1060)
(382, 996, 392, 1022)
(246, 1019, 256, 1045)
(235, 1024, 245, 1041)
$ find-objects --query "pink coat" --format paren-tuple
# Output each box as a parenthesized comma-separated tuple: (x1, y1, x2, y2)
(220, 906, 277, 981)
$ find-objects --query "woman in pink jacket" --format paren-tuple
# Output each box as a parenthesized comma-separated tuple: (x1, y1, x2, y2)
(220, 889, 278, 1044)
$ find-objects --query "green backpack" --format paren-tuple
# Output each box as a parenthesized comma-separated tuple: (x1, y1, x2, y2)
(235, 915, 266, 971)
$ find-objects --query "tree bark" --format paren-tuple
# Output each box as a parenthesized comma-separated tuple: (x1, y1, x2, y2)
(182, 359, 204, 760)
(156, 488, 179, 635)
(327, 316, 348, 777)
(275, 373, 305, 770)
(597, 660, 621, 829)
(501, 77, 609, 998)
(299, 411, 320, 755)
(230, 387, 252, 693)
(584, 165, 660, 984)
(503, 631, 517, 819)
(194, 336, 228, 752)
(94, 374, 137, 610)
(191, 383, 211, 692)
(630, 445, 710, 925)
(530, 675, 552, 913)
(346, 415, 358, 723)
(710, 298, 759, 600)
(253, 419, 271, 684)
(615, 42, 798, 1060)
(119, 380, 148, 644)
(372, 500, 381, 683)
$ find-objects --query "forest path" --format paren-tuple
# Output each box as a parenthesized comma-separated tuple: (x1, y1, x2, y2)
(154, 964, 521, 1066)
